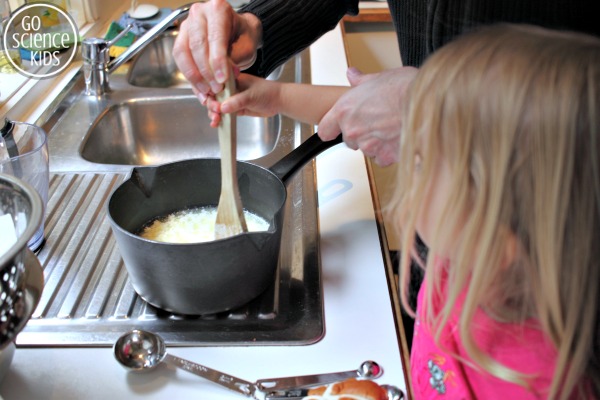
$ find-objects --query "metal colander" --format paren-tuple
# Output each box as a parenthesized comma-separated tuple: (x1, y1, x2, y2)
(0, 258, 26, 344)
(0, 173, 42, 349)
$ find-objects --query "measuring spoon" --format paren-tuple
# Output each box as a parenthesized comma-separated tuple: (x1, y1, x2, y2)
(114, 329, 257, 398)
(256, 360, 383, 391)
(115, 330, 385, 398)
(265, 384, 404, 400)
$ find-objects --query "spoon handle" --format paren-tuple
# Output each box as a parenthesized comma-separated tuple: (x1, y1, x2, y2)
(256, 360, 382, 391)
(215, 66, 247, 239)
(163, 353, 256, 397)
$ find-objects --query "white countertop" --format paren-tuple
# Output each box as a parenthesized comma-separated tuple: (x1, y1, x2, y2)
(0, 24, 408, 400)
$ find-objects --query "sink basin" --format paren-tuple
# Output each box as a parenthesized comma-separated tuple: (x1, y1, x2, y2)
(127, 30, 187, 88)
(80, 95, 280, 165)
(46, 47, 303, 173)
(74, 30, 285, 168)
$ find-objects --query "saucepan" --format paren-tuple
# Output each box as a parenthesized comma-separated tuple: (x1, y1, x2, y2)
(107, 133, 342, 315)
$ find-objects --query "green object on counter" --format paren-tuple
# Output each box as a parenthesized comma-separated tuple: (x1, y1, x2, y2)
(104, 21, 138, 58)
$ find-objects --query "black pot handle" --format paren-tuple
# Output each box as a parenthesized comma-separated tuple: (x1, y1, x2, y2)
(269, 133, 343, 182)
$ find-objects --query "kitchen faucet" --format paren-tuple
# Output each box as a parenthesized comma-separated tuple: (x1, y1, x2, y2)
(81, 3, 193, 96)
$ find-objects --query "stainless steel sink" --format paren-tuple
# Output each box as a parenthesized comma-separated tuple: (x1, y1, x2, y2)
(47, 28, 290, 174)
(80, 95, 280, 165)
(47, 68, 295, 173)
(127, 30, 187, 88)
(18, 33, 323, 347)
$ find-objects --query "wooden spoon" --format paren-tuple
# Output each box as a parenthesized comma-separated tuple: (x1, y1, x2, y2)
(215, 69, 248, 239)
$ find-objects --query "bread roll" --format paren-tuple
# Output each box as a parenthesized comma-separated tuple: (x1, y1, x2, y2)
(305, 378, 388, 400)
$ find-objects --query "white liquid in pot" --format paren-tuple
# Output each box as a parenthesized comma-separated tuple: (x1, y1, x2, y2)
(139, 206, 269, 243)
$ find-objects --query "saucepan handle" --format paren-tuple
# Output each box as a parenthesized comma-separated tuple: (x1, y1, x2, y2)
(269, 133, 343, 182)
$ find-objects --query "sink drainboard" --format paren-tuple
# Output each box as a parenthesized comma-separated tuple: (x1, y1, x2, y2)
(16, 167, 324, 347)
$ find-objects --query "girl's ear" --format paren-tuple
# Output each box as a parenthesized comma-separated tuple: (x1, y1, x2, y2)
(500, 227, 519, 270)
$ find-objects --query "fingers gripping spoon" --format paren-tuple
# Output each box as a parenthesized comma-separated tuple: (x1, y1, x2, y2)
(215, 68, 248, 239)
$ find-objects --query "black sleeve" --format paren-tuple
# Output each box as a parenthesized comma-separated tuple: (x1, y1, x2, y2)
(239, 0, 359, 77)
(391, 0, 600, 68)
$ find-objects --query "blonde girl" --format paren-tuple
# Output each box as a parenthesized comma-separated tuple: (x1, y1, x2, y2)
(394, 24, 600, 398)
(211, 23, 599, 398)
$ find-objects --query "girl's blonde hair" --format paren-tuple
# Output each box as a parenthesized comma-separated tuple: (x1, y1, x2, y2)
(393, 24, 600, 398)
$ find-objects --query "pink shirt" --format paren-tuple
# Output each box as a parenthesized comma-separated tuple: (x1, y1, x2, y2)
(410, 277, 558, 399)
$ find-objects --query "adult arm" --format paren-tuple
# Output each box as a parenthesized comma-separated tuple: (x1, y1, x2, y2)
(240, 0, 359, 77)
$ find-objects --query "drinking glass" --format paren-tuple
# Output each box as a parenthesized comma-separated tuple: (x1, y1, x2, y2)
(0, 120, 49, 252)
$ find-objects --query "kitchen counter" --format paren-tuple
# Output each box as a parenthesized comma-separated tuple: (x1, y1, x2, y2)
(0, 24, 409, 400)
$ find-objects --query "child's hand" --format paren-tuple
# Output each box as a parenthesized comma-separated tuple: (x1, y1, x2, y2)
(207, 74, 282, 127)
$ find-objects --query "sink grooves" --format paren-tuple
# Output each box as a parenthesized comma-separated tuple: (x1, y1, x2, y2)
(17, 170, 324, 347)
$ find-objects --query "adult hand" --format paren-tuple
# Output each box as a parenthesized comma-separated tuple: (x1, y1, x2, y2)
(318, 66, 418, 166)
(172, 0, 263, 102)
